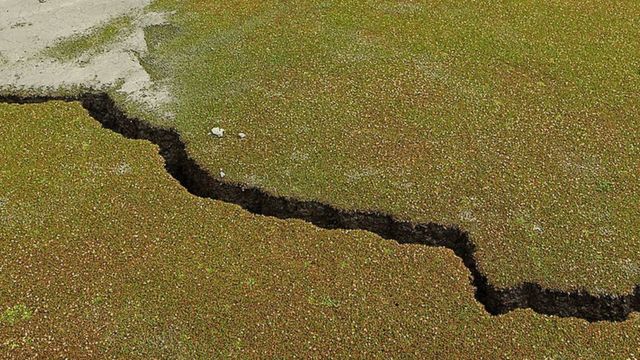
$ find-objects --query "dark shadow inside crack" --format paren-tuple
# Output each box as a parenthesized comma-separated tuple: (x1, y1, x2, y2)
(1, 93, 638, 322)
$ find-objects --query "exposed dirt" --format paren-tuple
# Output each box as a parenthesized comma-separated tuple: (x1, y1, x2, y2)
(2, 93, 637, 322)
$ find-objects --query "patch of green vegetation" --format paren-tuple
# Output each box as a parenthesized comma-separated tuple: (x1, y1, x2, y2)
(382, 247, 396, 256)
(1, 304, 32, 326)
(1, 336, 33, 353)
(244, 277, 257, 288)
(44, 16, 133, 61)
(139, 0, 640, 293)
(596, 179, 614, 193)
(308, 294, 340, 308)
(91, 295, 106, 306)
(1, 102, 640, 357)
(2, 339, 20, 351)
(319, 296, 340, 308)
(139, 24, 181, 83)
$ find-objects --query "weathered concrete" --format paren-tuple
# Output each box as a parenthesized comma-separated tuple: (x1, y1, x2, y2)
(0, 0, 171, 112)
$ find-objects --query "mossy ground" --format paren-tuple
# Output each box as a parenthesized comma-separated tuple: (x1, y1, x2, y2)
(1, 101, 639, 357)
(133, 0, 640, 293)
(43, 16, 134, 62)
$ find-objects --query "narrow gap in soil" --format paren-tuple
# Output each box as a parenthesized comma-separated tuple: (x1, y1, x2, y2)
(2, 94, 638, 322)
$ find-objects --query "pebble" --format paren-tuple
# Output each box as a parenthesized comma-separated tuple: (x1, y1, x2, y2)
(210, 127, 225, 138)
(219, 169, 226, 178)
(238, 132, 247, 139)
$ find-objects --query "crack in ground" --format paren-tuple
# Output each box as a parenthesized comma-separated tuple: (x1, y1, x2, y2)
(2, 93, 639, 322)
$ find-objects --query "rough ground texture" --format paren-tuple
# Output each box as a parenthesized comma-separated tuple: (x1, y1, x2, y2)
(1, 0, 640, 356)
(1, 101, 640, 358)
(1, 0, 638, 296)
(0, 0, 171, 114)
(142, 0, 640, 294)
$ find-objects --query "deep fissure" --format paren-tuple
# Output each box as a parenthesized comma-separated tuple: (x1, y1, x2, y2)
(2, 93, 639, 322)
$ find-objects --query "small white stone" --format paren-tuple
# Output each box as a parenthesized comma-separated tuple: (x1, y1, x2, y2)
(238, 132, 247, 139)
(210, 127, 225, 138)
(219, 169, 226, 178)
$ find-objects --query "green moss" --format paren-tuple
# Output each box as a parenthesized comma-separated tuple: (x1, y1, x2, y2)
(1, 102, 640, 357)
(0, 304, 32, 326)
(44, 16, 133, 61)
(137, 0, 640, 293)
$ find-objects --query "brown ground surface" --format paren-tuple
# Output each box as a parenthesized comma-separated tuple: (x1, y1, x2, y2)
(1, 102, 639, 358)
